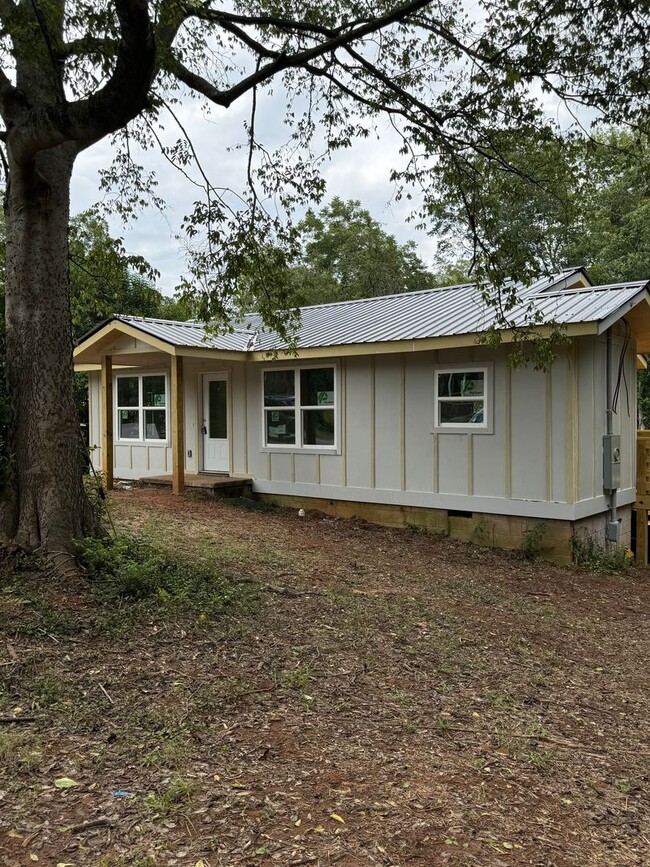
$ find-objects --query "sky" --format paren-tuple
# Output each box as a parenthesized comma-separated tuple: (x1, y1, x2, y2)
(70, 94, 436, 297)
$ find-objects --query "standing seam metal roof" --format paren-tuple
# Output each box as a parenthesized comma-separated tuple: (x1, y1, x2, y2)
(100, 270, 649, 354)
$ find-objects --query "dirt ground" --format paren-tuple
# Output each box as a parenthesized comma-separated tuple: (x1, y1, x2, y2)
(1, 488, 649, 867)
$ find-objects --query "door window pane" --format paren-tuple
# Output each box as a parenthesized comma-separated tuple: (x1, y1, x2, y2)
(303, 409, 335, 445)
(264, 370, 295, 406)
(119, 409, 140, 439)
(143, 375, 166, 407)
(301, 368, 334, 406)
(145, 409, 166, 440)
(265, 409, 296, 444)
(117, 377, 139, 407)
(209, 380, 228, 440)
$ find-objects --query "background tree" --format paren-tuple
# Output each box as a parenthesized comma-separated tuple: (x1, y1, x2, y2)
(435, 127, 650, 417)
(564, 131, 650, 285)
(69, 211, 164, 339)
(287, 198, 436, 305)
(0, 1, 648, 571)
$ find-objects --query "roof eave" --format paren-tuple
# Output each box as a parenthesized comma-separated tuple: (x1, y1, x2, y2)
(596, 287, 650, 335)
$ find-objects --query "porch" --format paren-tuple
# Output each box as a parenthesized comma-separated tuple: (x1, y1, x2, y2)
(138, 473, 253, 498)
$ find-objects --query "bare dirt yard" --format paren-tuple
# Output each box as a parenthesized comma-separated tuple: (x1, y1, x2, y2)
(1, 488, 649, 867)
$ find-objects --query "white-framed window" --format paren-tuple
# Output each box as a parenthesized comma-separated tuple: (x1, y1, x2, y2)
(115, 373, 168, 442)
(262, 365, 337, 449)
(434, 367, 488, 429)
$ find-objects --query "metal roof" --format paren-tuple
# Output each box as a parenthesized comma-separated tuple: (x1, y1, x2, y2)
(87, 269, 650, 354)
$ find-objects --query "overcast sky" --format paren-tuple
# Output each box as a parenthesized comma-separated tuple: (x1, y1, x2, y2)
(70, 93, 435, 297)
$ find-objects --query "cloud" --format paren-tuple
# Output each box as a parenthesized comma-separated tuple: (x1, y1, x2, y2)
(71, 94, 439, 295)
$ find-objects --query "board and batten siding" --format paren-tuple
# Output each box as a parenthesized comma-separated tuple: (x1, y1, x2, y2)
(250, 332, 637, 521)
(87, 325, 637, 520)
(88, 356, 250, 480)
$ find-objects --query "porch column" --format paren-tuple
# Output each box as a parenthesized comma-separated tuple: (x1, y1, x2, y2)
(171, 355, 185, 495)
(101, 354, 113, 491)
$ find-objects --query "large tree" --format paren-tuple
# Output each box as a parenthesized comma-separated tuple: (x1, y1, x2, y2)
(0, 0, 647, 571)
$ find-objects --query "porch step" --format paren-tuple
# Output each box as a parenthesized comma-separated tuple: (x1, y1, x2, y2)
(137, 474, 253, 499)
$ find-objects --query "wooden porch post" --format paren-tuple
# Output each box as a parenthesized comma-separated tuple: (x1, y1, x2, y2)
(101, 354, 114, 491)
(171, 355, 185, 495)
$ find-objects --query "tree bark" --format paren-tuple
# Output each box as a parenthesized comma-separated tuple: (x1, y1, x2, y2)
(0, 143, 97, 564)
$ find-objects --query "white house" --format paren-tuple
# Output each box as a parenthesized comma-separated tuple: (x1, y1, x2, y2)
(74, 267, 650, 563)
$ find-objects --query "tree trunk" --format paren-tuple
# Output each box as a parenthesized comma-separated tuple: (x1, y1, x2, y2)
(0, 143, 97, 567)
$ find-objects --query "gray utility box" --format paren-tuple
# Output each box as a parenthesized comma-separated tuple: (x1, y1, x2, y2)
(603, 434, 621, 491)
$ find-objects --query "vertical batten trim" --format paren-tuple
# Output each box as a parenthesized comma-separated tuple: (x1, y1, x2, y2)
(341, 357, 347, 487)
(592, 340, 598, 498)
(504, 364, 512, 498)
(432, 433, 438, 493)
(243, 364, 249, 475)
(546, 370, 552, 501)
(400, 355, 406, 491)
(467, 433, 474, 496)
(567, 344, 578, 503)
(370, 356, 376, 489)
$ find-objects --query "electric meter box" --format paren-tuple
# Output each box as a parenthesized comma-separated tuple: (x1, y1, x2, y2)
(603, 434, 621, 491)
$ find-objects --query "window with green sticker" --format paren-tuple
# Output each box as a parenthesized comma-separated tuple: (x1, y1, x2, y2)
(116, 373, 168, 441)
(263, 366, 336, 448)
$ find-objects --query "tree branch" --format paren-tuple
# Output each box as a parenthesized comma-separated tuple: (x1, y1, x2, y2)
(6, 0, 155, 160)
(164, 0, 434, 108)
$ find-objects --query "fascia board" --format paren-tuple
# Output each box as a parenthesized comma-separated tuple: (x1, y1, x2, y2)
(596, 290, 650, 335)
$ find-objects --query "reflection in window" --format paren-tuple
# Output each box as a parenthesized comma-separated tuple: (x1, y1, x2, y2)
(435, 368, 487, 428)
(263, 367, 336, 448)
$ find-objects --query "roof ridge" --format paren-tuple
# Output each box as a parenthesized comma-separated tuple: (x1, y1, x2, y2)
(120, 314, 203, 329)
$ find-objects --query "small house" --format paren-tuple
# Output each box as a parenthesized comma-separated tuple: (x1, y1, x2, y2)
(74, 267, 650, 564)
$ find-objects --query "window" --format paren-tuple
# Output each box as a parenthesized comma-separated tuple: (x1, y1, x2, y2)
(434, 367, 487, 428)
(116, 374, 167, 442)
(263, 366, 336, 448)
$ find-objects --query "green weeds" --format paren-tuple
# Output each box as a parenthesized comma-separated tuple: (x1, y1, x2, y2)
(571, 531, 634, 573)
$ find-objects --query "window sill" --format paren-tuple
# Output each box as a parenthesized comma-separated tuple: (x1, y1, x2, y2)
(115, 440, 171, 446)
(261, 446, 340, 456)
(432, 426, 493, 435)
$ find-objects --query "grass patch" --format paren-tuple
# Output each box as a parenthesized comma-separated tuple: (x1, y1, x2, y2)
(0, 727, 42, 774)
(76, 534, 258, 621)
(145, 777, 198, 816)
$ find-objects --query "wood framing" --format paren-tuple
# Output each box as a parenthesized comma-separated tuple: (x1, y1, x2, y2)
(171, 356, 185, 495)
(101, 354, 113, 491)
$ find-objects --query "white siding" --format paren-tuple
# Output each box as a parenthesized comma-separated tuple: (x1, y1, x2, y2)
(248, 339, 636, 521)
(85, 329, 637, 520)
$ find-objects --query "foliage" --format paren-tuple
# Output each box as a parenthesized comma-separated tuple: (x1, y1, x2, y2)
(287, 198, 436, 305)
(571, 532, 634, 574)
(69, 211, 164, 340)
(519, 523, 546, 562)
(564, 131, 650, 285)
(434, 128, 650, 370)
(75, 534, 254, 618)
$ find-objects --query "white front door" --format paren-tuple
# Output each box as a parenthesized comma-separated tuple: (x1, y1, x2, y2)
(202, 374, 229, 472)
